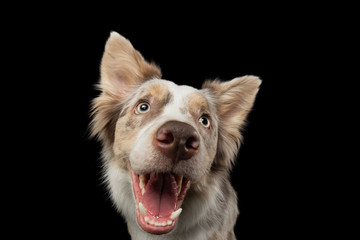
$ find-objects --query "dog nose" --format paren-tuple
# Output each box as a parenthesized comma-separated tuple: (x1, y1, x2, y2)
(154, 121, 200, 162)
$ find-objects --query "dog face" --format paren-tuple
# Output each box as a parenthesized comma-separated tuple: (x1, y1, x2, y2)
(91, 32, 261, 236)
(114, 79, 218, 180)
(112, 80, 219, 234)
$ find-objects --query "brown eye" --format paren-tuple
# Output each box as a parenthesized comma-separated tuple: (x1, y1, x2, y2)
(199, 116, 210, 128)
(135, 103, 150, 114)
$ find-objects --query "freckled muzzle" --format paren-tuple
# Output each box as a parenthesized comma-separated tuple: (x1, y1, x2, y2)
(153, 121, 200, 163)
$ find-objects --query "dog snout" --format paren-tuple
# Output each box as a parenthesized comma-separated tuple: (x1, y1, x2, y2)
(154, 121, 200, 162)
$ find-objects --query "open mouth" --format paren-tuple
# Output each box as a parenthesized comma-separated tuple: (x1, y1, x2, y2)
(130, 169, 190, 235)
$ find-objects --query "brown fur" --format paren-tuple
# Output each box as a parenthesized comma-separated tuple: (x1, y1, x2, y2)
(146, 83, 170, 102)
(188, 92, 210, 118)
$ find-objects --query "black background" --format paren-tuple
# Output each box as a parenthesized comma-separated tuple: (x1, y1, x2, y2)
(8, 6, 353, 239)
(59, 26, 295, 238)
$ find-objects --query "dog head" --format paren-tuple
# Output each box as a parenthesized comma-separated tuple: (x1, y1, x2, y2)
(91, 32, 261, 235)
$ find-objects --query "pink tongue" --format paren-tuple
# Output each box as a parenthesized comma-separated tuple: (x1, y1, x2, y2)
(142, 173, 177, 217)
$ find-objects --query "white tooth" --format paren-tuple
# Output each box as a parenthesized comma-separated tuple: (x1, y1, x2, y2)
(149, 219, 155, 225)
(141, 188, 145, 195)
(144, 216, 149, 223)
(176, 176, 183, 195)
(139, 202, 147, 217)
(139, 175, 146, 189)
(160, 222, 166, 226)
(155, 222, 161, 226)
(167, 220, 173, 225)
(170, 208, 182, 220)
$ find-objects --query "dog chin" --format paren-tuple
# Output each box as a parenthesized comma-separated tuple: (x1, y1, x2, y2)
(130, 168, 190, 235)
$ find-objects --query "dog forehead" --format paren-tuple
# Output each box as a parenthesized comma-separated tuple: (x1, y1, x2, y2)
(141, 79, 198, 102)
(137, 79, 210, 121)
(167, 82, 198, 103)
(158, 79, 209, 120)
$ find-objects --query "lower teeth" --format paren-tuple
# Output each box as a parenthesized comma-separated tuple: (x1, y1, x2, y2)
(144, 216, 173, 226)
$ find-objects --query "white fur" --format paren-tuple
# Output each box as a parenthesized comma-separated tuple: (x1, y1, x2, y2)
(161, 80, 198, 123)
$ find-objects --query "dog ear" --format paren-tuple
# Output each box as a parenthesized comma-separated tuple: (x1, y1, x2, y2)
(90, 32, 161, 146)
(99, 32, 161, 97)
(202, 75, 261, 169)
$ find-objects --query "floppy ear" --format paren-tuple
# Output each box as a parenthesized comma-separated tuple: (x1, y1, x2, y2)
(91, 32, 161, 146)
(202, 75, 261, 170)
(100, 31, 162, 97)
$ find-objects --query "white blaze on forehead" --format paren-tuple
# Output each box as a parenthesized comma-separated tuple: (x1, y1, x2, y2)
(160, 80, 198, 123)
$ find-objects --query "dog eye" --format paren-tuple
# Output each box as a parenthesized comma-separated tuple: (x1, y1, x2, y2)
(198, 116, 210, 128)
(135, 103, 150, 114)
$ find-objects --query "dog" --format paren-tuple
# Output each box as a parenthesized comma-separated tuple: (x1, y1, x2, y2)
(90, 32, 261, 240)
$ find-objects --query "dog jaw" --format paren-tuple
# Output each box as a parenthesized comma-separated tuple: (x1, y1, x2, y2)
(131, 169, 190, 234)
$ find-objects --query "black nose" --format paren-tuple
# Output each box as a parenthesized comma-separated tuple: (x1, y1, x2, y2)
(154, 121, 200, 162)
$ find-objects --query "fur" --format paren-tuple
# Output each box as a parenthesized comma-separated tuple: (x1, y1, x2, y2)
(90, 32, 261, 240)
